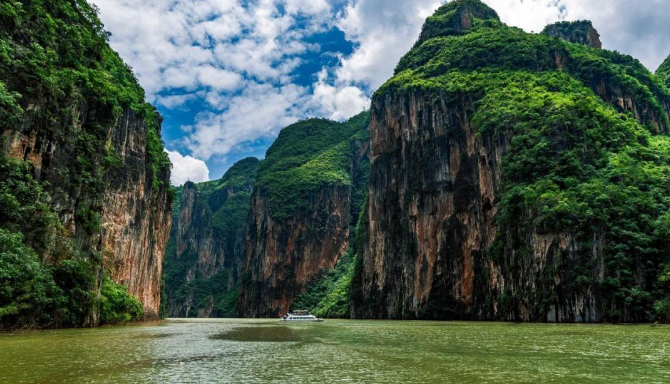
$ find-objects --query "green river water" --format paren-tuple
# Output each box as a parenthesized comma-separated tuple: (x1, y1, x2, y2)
(0, 319, 668, 384)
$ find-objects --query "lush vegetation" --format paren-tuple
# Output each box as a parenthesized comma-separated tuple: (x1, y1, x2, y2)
(256, 112, 370, 221)
(0, 217, 143, 328)
(291, 248, 358, 318)
(99, 277, 144, 324)
(163, 158, 260, 318)
(375, 0, 670, 322)
(416, 0, 499, 46)
(657, 55, 670, 87)
(541, 20, 599, 45)
(0, 0, 169, 328)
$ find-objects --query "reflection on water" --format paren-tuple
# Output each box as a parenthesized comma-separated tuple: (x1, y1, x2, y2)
(1, 319, 669, 384)
(210, 325, 305, 343)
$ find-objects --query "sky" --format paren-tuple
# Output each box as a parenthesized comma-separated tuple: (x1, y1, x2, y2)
(89, 0, 670, 185)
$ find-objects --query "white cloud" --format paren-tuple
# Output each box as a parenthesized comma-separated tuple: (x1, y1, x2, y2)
(155, 92, 203, 109)
(487, 0, 564, 32)
(92, 0, 332, 98)
(165, 150, 210, 186)
(196, 65, 245, 90)
(183, 82, 310, 160)
(334, 0, 445, 90)
(312, 69, 369, 120)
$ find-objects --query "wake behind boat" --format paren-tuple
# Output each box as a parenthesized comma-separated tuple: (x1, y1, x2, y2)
(280, 310, 323, 322)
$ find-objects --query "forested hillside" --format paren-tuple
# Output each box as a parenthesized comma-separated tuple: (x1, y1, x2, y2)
(353, 0, 670, 323)
(0, 0, 172, 329)
(238, 113, 370, 317)
(163, 158, 259, 318)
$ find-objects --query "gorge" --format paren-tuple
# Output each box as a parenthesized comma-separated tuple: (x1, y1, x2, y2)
(167, 0, 670, 323)
(2, 0, 670, 329)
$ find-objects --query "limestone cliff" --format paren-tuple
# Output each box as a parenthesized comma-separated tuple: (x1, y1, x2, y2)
(164, 158, 259, 318)
(542, 21, 602, 49)
(238, 113, 370, 317)
(352, 0, 670, 323)
(0, 0, 172, 327)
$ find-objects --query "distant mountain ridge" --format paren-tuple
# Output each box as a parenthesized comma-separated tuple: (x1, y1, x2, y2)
(164, 113, 370, 319)
(163, 158, 259, 318)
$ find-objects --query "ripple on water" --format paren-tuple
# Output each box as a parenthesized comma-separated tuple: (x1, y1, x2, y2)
(1, 320, 669, 384)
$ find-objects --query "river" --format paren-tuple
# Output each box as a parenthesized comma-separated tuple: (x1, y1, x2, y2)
(0, 319, 668, 383)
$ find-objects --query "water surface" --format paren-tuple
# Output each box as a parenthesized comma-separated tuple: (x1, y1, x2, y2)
(1, 319, 668, 383)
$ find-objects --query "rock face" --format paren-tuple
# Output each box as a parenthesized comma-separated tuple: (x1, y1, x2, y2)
(99, 110, 172, 319)
(238, 114, 370, 317)
(164, 158, 259, 318)
(352, 0, 670, 323)
(0, 0, 172, 323)
(542, 21, 602, 49)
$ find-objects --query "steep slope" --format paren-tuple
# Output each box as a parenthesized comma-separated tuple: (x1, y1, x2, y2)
(0, 0, 172, 328)
(163, 158, 259, 318)
(657, 55, 670, 87)
(353, 0, 670, 323)
(239, 113, 370, 317)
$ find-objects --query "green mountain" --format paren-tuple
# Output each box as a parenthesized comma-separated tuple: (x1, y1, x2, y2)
(353, 0, 670, 323)
(163, 157, 260, 318)
(238, 113, 370, 317)
(0, 0, 171, 329)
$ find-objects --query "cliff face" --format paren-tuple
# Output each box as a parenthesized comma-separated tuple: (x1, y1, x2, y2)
(353, 0, 670, 323)
(238, 113, 370, 317)
(98, 108, 172, 319)
(164, 158, 259, 318)
(0, 0, 172, 326)
(542, 21, 602, 49)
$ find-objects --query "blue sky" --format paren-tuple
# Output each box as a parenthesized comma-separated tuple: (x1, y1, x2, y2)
(91, 0, 670, 185)
(157, 24, 356, 179)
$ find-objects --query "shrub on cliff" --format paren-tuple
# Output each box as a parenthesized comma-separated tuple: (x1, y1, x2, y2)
(0, 229, 60, 328)
(99, 277, 144, 324)
(656, 55, 670, 87)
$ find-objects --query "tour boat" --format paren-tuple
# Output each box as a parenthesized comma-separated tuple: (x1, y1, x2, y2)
(280, 310, 323, 322)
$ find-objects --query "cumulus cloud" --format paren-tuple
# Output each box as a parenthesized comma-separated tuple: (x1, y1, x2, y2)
(165, 150, 210, 186)
(93, 0, 328, 98)
(92, 0, 339, 162)
(183, 82, 310, 160)
(312, 69, 369, 120)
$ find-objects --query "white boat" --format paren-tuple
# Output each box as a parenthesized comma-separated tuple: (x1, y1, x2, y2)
(280, 310, 323, 322)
